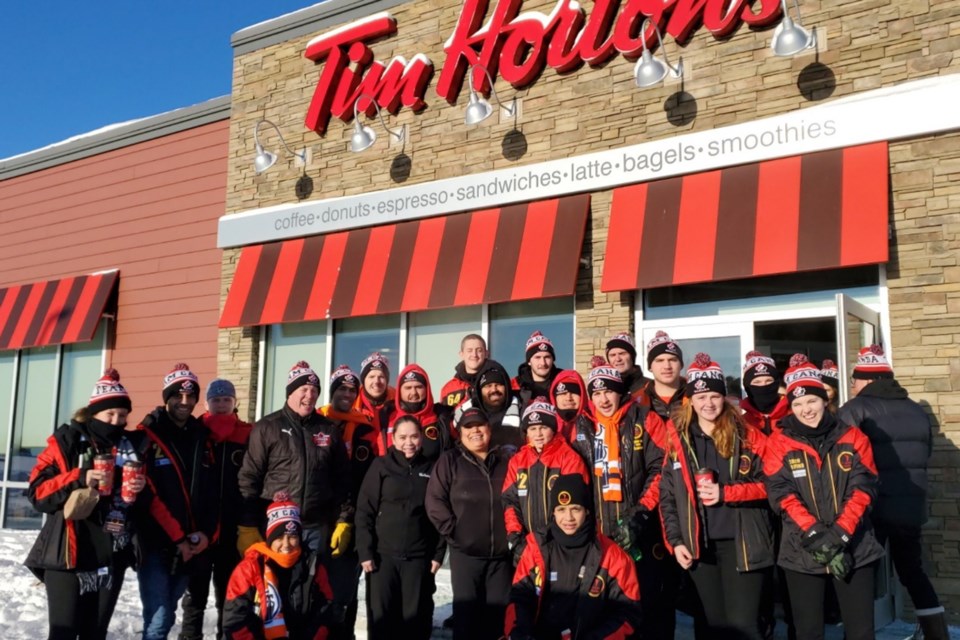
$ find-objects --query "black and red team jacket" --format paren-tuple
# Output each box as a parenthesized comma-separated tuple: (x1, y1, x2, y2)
(389, 364, 456, 463)
(763, 415, 885, 574)
(659, 424, 775, 572)
(502, 436, 590, 540)
(223, 544, 332, 640)
(570, 401, 666, 539)
(319, 405, 381, 513)
(548, 369, 591, 444)
(139, 410, 220, 550)
(505, 529, 641, 640)
(741, 396, 791, 440)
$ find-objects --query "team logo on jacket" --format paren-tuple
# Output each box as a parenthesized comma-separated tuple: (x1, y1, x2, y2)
(313, 432, 331, 447)
(264, 581, 282, 623)
(633, 423, 644, 451)
(355, 445, 370, 461)
(837, 451, 854, 472)
(557, 491, 572, 506)
(739, 454, 751, 476)
(652, 543, 666, 560)
(424, 426, 439, 441)
(547, 474, 559, 490)
(534, 566, 543, 596)
(588, 575, 606, 597)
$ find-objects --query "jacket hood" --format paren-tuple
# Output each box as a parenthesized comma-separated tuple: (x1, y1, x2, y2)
(471, 359, 514, 411)
(394, 364, 436, 419)
(857, 377, 909, 400)
(549, 369, 590, 421)
(454, 361, 482, 385)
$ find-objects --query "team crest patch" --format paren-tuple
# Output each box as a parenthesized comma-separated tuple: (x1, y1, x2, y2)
(837, 451, 854, 472)
(555, 382, 567, 394)
(355, 446, 370, 461)
(694, 379, 708, 392)
(738, 454, 751, 476)
(180, 380, 196, 393)
(755, 364, 768, 375)
(547, 474, 559, 490)
(424, 426, 439, 441)
(403, 371, 419, 382)
(313, 433, 331, 447)
(633, 423, 643, 451)
(652, 543, 666, 560)
(588, 575, 606, 597)
(557, 491, 572, 506)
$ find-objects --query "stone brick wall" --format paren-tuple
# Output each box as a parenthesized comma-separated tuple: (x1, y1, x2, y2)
(221, 0, 960, 619)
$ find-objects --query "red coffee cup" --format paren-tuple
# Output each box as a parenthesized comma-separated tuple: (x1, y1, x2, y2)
(93, 454, 115, 496)
(694, 467, 717, 487)
(121, 461, 144, 503)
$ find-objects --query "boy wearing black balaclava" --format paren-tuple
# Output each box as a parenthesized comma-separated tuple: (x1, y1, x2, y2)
(740, 351, 790, 436)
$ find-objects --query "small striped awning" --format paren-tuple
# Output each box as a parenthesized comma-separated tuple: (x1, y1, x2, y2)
(0, 270, 118, 351)
(601, 142, 889, 292)
(220, 194, 590, 327)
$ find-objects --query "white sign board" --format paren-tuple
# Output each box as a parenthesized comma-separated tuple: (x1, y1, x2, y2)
(218, 74, 960, 249)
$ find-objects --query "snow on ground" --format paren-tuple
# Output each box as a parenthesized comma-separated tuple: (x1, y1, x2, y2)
(0, 528, 952, 639)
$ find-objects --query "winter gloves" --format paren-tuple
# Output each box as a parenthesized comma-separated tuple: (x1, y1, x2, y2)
(803, 522, 853, 579)
(330, 522, 354, 557)
(237, 525, 264, 555)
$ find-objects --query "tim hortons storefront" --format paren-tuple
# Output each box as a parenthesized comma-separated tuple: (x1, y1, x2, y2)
(218, 0, 960, 623)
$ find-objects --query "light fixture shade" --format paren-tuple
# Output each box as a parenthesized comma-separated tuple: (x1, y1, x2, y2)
(254, 144, 278, 175)
(349, 121, 377, 153)
(771, 16, 816, 56)
(464, 91, 494, 126)
(634, 49, 668, 88)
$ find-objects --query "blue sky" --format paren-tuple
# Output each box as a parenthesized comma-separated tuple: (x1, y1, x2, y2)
(0, 1, 317, 159)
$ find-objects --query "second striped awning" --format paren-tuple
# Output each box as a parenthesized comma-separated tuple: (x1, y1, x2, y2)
(601, 142, 890, 292)
(220, 194, 590, 327)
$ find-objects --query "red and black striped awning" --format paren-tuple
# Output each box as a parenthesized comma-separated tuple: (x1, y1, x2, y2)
(220, 194, 590, 327)
(601, 142, 889, 292)
(0, 270, 118, 351)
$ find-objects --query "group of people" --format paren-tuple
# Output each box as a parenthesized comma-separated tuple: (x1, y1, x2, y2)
(23, 328, 948, 640)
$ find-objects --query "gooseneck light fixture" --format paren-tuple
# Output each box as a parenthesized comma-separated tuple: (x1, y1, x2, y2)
(463, 64, 521, 126)
(252, 119, 306, 175)
(770, 0, 817, 56)
(349, 94, 407, 153)
(634, 19, 684, 88)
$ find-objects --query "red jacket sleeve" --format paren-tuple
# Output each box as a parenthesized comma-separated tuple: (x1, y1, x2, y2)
(28, 437, 83, 514)
(501, 458, 524, 536)
(834, 428, 878, 537)
(762, 437, 818, 532)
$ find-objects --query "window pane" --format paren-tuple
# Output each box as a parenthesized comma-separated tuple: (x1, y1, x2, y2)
(489, 297, 574, 380)
(334, 315, 401, 384)
(3, 488, 42, 529)
(408, 306, 482, 398)
(10, 346, 58, 482)
(264, 321, 327, 415)
(58, 323, 105, 426)
(0, 353, 15, 479)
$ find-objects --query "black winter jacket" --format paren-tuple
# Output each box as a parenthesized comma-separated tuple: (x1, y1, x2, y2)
(570, 402, 666, 539)
(659, 421, 775, 572)
(837, 378, 932, 527)
(636, 379, 687, 421)
(25, 419, 149, 579)
(426, 443, 509, 558)
(140, 410, 220, 550)
(239, 405, 350, 530)
(355, 448, 445, 563)
(763, 414, 884, 574)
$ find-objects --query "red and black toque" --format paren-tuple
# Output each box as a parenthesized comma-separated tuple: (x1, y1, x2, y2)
(286, 361, 320, 398)
(89, 368, 132, 414)
(852, 345, 894, 380)
(685, 352, 726, 397)
(162, 363, 200, 403)
(784, 354, 828, 402)
(646, 330, 683, 368)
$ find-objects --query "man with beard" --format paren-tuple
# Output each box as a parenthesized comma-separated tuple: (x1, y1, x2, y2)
(512, 331, 561, 408)
(605, 331, 651, 399)
(456, 360, 524, 456)
(138, 363, 219, 640)
(548, 369, 589, 443)
(638, 331, 686, 420)
(354, 352, 395, 442)
(440, 334, 488, 408)
(391, 364, 454, 462)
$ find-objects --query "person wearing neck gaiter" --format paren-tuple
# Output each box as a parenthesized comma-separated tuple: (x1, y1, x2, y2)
(548, 369, 589, 444)
(223, 492, 333, 639)
(389, 364, 454, 462)
(740, 351, 790, 438)
(505, 474, 641, 640)
(764, 354, 883, 640)
(570, 358, 671, 640)
(26, 369, 146, 640)
(660, 353, 773, 640)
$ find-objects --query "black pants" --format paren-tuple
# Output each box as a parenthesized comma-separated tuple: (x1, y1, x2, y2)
(688, 540, 769, 640)
(449, 550, 512, 640)
(44, 564, 126, 640)
(180, 542, 240, 639)
(784, 563, 876, 640)
(365, 555, 435, 640)
(638, 540, 678, 640)
(327, 549, 362, 639)
(874, 522, 942, 612)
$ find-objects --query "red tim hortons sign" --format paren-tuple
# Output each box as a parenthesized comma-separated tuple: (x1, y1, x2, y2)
(303, 0, 782, 135)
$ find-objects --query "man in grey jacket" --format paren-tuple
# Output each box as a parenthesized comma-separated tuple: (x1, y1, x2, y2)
(838, 345, 947, 640)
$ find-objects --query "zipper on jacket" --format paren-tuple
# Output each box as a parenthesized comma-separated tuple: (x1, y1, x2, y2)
(741, 527, 750, 572)
(188, 438, 201, 531)
(802, 452, 821, 519)
(826, 454, 840, 514)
